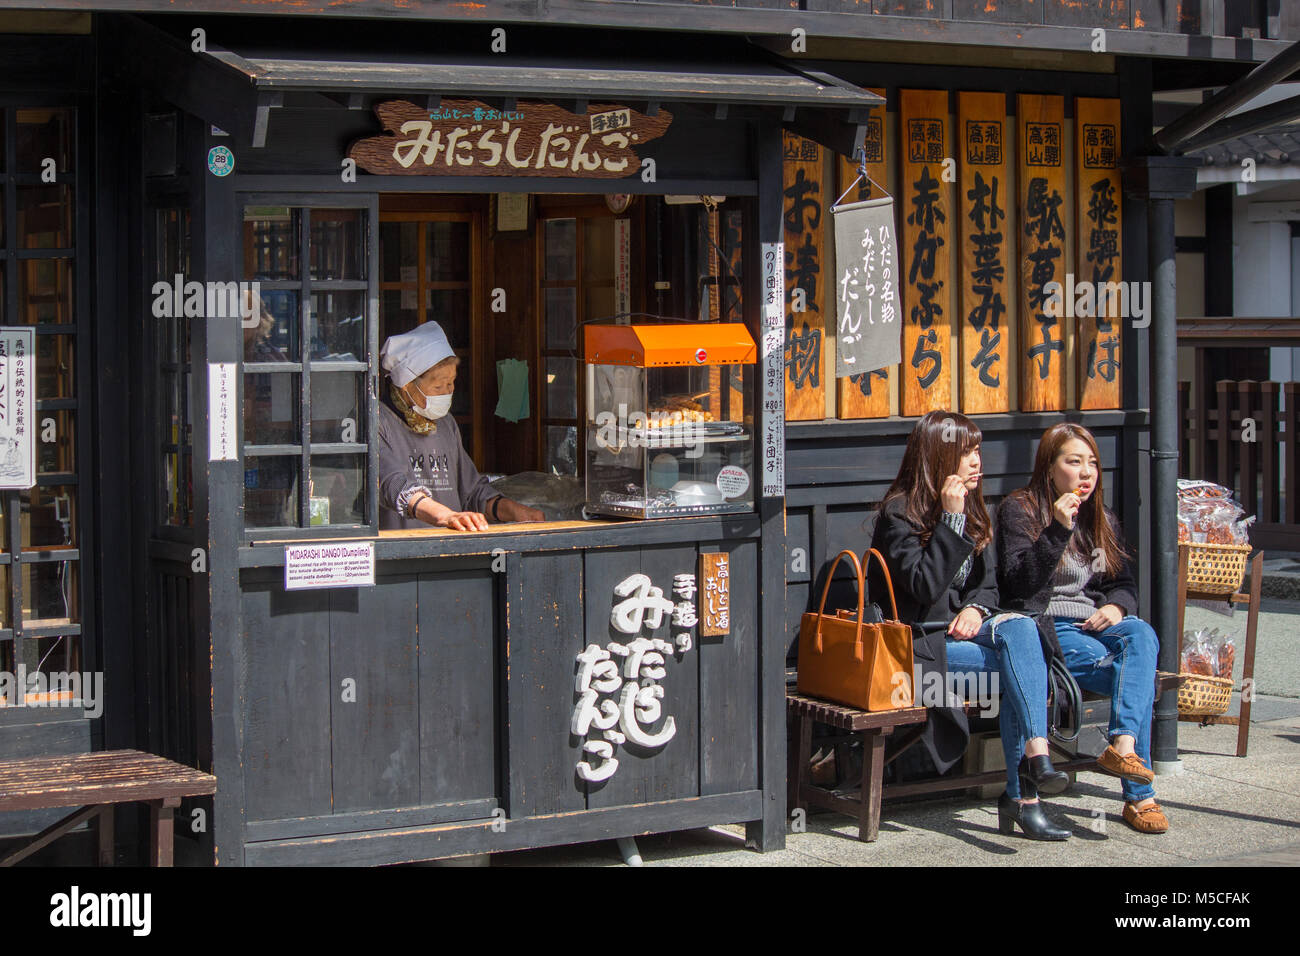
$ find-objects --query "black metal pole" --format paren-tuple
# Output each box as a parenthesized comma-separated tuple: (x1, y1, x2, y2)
(1154, 38, 1300, 153)
(1148, 195, 1181, 771)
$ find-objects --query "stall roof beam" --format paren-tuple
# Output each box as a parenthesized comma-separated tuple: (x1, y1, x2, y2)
(1177, 93, 1300, 153)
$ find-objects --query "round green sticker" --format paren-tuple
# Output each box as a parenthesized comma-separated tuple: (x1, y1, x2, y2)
(207, 146, 234, 177)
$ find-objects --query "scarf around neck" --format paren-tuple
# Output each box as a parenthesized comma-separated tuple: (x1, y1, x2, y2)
(390, 381, 438, 436)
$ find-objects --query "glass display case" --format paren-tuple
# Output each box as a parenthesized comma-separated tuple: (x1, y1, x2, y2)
(584, 323, 756, 519)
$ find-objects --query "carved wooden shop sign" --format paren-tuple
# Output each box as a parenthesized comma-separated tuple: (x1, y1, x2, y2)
(349, 99, 673, 178)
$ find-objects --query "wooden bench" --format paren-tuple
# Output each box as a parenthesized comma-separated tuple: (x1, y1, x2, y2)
(0, 750, 217, 866)
(788, 672, 1184, 837)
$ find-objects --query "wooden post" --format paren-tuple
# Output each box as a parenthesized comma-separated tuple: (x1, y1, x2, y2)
(900, 90, 954, 416)
(957, 91, 1011, 414)
(1075, 97, 1123, 410)
(1018, 94, 1069, 411)
(783, 132, 827, 421)
(837, 89, 892, 419)
(1260, 381, 1279, 524)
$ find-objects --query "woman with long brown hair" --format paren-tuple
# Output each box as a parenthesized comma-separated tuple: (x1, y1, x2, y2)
(996, 423, 1166, 834)
(870, 411, 1070, 840)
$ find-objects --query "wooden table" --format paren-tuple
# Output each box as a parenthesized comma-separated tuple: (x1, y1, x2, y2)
(0, 750, 217, 866)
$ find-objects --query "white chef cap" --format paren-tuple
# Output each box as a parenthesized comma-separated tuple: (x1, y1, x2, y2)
(380, 321, 455, 387)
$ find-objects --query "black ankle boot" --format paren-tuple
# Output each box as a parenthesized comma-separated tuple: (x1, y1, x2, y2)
(1019, 753, 1069, 796)
(997, 792, 1071, 841)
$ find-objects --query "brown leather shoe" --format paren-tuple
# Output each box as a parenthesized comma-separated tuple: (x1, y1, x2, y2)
(1096, 745, 1155, 784)
(1123, 801, 1169, 833)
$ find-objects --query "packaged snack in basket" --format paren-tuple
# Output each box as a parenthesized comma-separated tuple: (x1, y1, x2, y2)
(1176, 479, 1254, 546)
(1182, 627, 1237, 678)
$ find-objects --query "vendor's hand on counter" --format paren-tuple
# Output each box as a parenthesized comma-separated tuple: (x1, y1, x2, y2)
(412, 493, 489, 531)
(493, 497, 546, 523)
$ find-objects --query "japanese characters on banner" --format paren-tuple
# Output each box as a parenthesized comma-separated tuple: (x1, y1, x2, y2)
(1018, 94, 1070, 412)
(900, 90, 954, 417)
(699, 552, 731, 636)
(831, 197, 902, 379)
(761, 241, 786, 499)
(782, 132, 826, 421)
(835, 88, 893, 418)
(0, 329, 35, 490)
(208, 362, 238, 462)
(615, 217, 631, 320)
(1075, 97, 1123, 410)
(957, 92, 1012, 414)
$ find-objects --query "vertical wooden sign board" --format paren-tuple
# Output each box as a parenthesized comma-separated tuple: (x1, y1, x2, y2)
(783, 132, 826, 421)
(1018, 94, 1069, 412)
(1075, 97, 1123, 409)
(900, 90, 953, 417)
(837, 89, 891, 419)
(958, 92, 1012, 414)
(699, 552, 731, 637)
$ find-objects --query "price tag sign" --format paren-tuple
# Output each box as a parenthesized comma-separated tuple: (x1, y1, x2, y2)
(761, 241, 785, 499)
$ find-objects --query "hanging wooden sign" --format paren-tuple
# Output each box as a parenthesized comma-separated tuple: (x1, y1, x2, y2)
(1076, 97, 1123, 410)
(782, 131, 826, 421)
(900, 90, 953, 417)
(958, 92, 1011, 415)
(699, 552, 730, 637)
(349, 99, 672, 178)
(832, 197, 902, 379)
(1017, 94, 1069, 412)
(837, 88, 891, 419)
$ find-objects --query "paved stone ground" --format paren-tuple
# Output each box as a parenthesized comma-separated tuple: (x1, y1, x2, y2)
(491, 595, 1299, 868)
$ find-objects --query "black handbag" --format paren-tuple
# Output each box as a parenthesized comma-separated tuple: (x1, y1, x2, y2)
(1046, 655, 1083, 744)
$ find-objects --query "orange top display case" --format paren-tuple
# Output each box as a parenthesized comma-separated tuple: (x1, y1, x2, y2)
(584, 323, 757, 367)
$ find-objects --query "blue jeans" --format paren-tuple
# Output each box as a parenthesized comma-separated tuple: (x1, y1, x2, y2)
(946, 615, 1049, 800)
(1054, 616, 1159, 802)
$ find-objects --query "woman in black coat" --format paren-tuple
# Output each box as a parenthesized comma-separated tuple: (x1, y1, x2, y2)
(870, 411, 1070, 840)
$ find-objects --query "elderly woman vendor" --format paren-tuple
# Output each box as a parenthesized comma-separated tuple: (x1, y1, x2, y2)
(379, 322, 544, 530)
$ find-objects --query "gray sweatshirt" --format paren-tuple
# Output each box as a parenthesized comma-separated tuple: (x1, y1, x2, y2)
(377, 397, 497, 530)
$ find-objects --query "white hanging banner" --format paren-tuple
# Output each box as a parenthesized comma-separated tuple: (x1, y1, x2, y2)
(0, 328, 36, 490)
(208, 362, 238, 462)
(760, 242, 785, 499)
(832, 196, 903, 379)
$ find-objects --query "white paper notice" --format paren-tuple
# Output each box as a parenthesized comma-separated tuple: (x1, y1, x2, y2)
(615, 217, 631, 321)
(760, 242, 785, 499)
(284, 542, 376, 591)
(0, 328, 36, 490)
(208, 362, 238, 462)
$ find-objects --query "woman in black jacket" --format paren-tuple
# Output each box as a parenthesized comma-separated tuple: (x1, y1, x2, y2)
(996, 423, 1166, 834)
(870, 411, 1069, 840)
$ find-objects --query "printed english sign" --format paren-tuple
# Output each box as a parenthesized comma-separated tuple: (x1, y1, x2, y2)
(349, 99, 673, 178)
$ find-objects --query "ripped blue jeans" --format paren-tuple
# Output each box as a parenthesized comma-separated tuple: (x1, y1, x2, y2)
(1054, 615, 1159, 802)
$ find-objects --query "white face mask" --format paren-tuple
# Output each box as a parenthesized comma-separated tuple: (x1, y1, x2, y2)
(406, 383, 453, 420)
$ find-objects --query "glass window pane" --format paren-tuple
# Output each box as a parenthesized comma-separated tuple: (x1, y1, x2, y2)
(310, 208, 365, 281)
(450, 361, 471, 419)
(311, 372, 364, 443)
(544, 219, 576, 281)
(427, 289, 469, 350)
(427, 221, 470, 282)
(245, 456, 299, 528)
(37, 409, 75, 474)
(310, 455, 366, 525)
(22, 562, 79, 626)
(244, 289, 299, 362)
(18, 258, 74, 324)
(310, 290, 365, 362)
(380, 289, 419, 343)
(21, 485, 77, 548)
(36, 334, 75, 399)
(546, 425, 577, 477)
(244, 207, 300, 280)
(244, 372, 300, 445)
(0, 568, 7, 626)
(17, 184, 74, 248)
(583, 217, 615, 283)
(13, 634, 84, 705)
(547, 357, 577, 419)
(161, 449, 193, 527)
(16, 108, 74, 173)
(545, 287, 576, 350)
(380, 221, 417, 283)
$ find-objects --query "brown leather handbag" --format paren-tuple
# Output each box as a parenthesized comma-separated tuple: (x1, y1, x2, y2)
(797, 548, 915, 711)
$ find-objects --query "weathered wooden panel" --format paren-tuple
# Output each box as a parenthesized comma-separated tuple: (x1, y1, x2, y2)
(418, 568, 498, 805)
(783, 131, 828, 421)
(958, 91, 1013, 415)
(874, 0, 943, 15)
(700, 541, 758, 794)
(505, 551, 587, 817)
(587, 544, 701, 808)
(1133, 0, 1201, 32)
(786, 510, 812, 583)
(330, 578, 421, 813)
(243, 583, 333, 821)
(0, 717, 96, 839)
(1075, 97, 1123, 410)
(1046, 0, 1128, 28)
(900, 90, 954, 416)
(954, 0, 1041, 23)
(1017, 94, 1069, 412)
(837, 89, 893, 420)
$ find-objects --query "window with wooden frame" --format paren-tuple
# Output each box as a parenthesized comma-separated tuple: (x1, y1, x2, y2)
(377, 206, 485, 465)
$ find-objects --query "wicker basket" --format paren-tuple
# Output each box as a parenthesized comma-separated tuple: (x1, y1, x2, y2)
(1177, 673, 1234, 717)
(1181, 541, 1251, 595)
